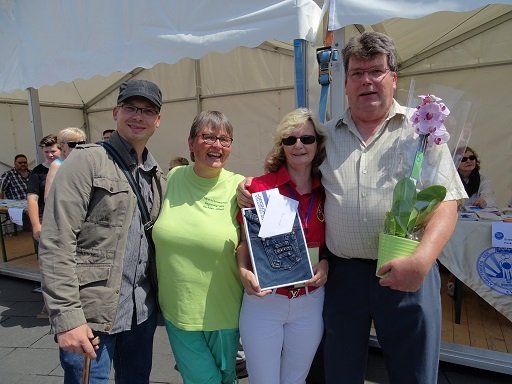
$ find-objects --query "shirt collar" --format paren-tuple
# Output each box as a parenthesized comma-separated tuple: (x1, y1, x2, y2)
(336, 99, 406, 130)
(275, 165, 322, 191)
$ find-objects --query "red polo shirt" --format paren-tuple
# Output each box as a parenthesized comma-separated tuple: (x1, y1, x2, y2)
(244, 166, 325, 250)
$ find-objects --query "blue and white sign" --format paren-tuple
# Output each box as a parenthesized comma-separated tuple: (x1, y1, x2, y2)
(492, 222, 512, 248)
(477, 247, 512, 295)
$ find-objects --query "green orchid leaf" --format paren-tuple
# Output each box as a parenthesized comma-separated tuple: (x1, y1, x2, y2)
(417, 185, 447, 203)
(387, 180, 447, 238)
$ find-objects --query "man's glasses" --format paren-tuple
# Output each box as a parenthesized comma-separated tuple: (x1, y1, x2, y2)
(64, 141, 86, 148)
(119, 104, 159, 118)
(281, 135, 316, 146)
(347, 67, 391, 81)
(461, 155, 476, 162)
(201, 134, 233, 148)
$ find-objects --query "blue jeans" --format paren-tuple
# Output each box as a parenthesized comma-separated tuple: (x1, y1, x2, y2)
(59, 311, 157, 384)
(243, 208, 311, 289)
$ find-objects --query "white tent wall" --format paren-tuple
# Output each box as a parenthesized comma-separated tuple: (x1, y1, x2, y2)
(0, 103, 84, 171)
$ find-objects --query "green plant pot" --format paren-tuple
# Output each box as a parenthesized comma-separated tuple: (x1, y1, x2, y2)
(376, 233, 419, 277)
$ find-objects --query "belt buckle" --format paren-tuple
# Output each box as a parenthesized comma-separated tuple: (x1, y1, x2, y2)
(289, 287, 302, 299)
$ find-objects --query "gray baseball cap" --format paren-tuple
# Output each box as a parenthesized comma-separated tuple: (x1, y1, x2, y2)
(117, 79, 162, 110)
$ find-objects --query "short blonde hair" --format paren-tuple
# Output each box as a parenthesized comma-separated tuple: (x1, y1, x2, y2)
(265, 108, 327, 175)
(57, 127, 86, 145)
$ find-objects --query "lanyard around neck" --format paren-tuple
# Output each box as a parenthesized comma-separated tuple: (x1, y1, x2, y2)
(286, 184, 315, 230)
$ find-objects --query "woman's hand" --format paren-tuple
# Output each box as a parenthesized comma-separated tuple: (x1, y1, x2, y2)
(239, 267, 271, 297)
(236, 177, 254, 208)
(305, 259, 329, 287)
(473, 196, 487, 208)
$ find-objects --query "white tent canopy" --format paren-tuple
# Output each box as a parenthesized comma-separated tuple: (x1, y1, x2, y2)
(0, 0, 321, 92)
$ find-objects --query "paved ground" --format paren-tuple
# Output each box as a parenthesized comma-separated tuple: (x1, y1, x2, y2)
(0, 275, 510, 383)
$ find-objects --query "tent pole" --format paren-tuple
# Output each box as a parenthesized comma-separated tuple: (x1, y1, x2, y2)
(330, 28, 345, 121)
(194, 60, 203, 114)
(294, 39, 309, 108)
(27, 88, 44, 164)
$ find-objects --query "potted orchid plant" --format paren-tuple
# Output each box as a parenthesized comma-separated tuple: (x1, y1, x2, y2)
(377, 94, 451, 273)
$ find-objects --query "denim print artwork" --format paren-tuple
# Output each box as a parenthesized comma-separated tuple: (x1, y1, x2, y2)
(243, 208, 313, 290)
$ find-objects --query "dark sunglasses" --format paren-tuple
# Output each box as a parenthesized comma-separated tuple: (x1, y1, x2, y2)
(281, 135, 316, 146)
(64, 141, 86, 148)
(461, 155, 476, 162)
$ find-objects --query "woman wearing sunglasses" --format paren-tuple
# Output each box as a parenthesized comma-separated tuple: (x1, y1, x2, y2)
(44, 127, 87, 200)
(457, 146, 497, 209)
(236, 108, 329, 383)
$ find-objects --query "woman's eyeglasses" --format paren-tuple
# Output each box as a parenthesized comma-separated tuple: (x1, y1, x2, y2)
(64, 141, 86, 148)
(281, 135, 316, 146)
(201, 134, 233, 148)
(461, 155, 476, 162)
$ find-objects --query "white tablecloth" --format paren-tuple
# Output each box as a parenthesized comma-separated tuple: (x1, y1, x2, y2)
(438, 220, 512, 322)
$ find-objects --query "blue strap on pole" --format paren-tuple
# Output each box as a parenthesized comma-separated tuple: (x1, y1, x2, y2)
(316, 47, 332, 123)
(294, 39, 307, 108)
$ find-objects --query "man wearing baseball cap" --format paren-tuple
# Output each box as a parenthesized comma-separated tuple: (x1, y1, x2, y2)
(39, 79, 167, 383)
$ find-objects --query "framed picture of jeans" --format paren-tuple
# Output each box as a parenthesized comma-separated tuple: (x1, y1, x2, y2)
(242, 208, 313, 290)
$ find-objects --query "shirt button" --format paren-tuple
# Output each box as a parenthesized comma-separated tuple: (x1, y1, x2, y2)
(362, 169, 367, 174)
(362, 193, 367, 198)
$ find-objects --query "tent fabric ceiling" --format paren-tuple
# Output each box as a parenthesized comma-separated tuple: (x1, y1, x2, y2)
(328, 0, 512, 30)
(0, 0, 322, 93)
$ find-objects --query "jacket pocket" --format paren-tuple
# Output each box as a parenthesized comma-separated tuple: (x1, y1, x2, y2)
(87, 177, 131, 227)
(76, 264, 111, 286)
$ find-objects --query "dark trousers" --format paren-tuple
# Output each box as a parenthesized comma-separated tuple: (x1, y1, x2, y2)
(323, 252, 441, 384)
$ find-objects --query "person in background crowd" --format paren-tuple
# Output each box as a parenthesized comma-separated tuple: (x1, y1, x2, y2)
(169, 156, 189, 170)
(0, 154, 31, 200)
(456, 146, 497, 208)
(26, 134, 61, 302)
(26, 134, 61, 246)
(154, 111, 244, 384)
(236, 108, 328, 384)
(102, 129, 115, 141)
(38, 79, 166, 383)
(43, 127, 86, 200)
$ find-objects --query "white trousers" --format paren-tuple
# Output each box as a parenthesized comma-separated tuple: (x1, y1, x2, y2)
(239, 287, 324, 384)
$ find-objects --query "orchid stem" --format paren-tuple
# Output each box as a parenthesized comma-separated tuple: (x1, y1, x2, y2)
(409, 134, 428, 185)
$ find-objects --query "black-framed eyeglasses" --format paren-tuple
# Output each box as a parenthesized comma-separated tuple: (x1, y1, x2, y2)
(347, 67, 391, 81)
(119, 104, 160, 118)
(201, 134, 233, 148)
(64, 141, 86, 148)
(281, 135, 316, 146)
(461, 155, 476, 162)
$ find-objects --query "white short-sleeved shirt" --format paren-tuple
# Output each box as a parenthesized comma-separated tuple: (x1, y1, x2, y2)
(320, 100, 467, 260)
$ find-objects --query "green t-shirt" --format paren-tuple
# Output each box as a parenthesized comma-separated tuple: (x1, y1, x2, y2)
(153, 165, 245, 331)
